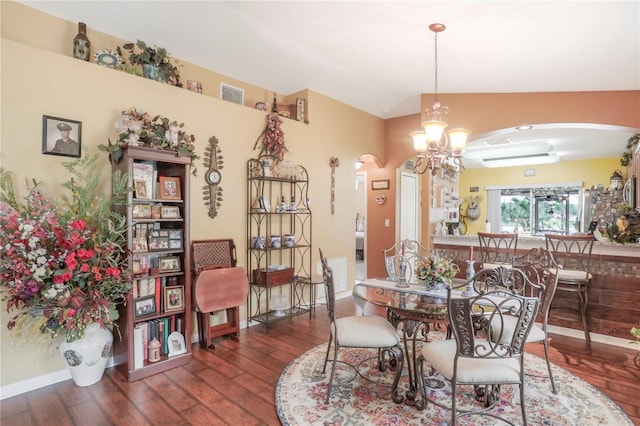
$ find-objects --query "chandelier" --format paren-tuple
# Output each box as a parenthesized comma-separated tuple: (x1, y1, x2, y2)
(410, 23, 470, 176)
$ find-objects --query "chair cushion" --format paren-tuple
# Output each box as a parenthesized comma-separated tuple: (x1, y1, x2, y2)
(490, 315, 545, 344)
(336, 315, 401, 347)
(421, 339, 521, 384)
(557, 268, 591, 283)
(482, 262, 509, 270)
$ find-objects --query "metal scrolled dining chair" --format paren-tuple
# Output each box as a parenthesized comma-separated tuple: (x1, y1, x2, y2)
(512, 247, 560, 394)
(544, 233, 595, 353)
(417, 266, 540, 425)
(477, 232, 519, 269)
(383, 239, 430, 283)
(319, 248, 404, 404)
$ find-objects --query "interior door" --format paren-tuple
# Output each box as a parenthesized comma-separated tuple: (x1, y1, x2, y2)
(397, 170, 419, 243)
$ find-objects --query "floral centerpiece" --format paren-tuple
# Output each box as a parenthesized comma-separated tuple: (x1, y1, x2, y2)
(0, 155, 131, 344)
(101, 107, 199, 174)
(415, 254, 460, 289)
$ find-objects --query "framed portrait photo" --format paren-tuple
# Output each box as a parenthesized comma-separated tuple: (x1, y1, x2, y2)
(164, 286, 184, 312)
(134, 295, 156, 319)
(42, 115, 82, 158)
(158, 256, 181, 273)
(159, 176, 181, 200)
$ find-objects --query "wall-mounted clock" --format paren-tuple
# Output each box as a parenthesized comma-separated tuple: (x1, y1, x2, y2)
(202, 136, 224, 218)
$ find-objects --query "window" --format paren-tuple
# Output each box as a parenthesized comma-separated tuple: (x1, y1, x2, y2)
(489, 183, 582, 236)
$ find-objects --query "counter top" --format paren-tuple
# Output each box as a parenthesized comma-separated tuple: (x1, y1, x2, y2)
(433, 235, 640, 257)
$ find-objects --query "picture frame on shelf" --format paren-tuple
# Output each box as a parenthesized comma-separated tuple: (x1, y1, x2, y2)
(158, 255, 181, 273)
(132, 204, 151, 219)
(134, 180, 150, 199)
(148, 236, 169, 250)
(168, 229, 182, 240)
(132, 258, 142, 275)
(164, 286, 184, 312)
(258, 196, 271, 213)
(169, 239, 182, 250)
(159, 176, 181, 200)
(134, 295, 156, 319)
(371, 179, 390, 190)
(41, 115, 82, 158)
(132, 237, 148, 253)
(167, 331, 187, 357)
(161, 206, 181, 219)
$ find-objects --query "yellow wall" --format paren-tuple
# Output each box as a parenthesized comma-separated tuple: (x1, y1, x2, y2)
(2, 0, 639, 391)
(0, 29, 384, 387)
(458, 157, 621, 235)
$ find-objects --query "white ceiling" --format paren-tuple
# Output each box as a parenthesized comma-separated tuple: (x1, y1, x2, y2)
(18, 1, 640, 167)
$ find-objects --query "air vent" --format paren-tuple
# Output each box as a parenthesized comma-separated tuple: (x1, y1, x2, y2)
(220, 83, 244, 105)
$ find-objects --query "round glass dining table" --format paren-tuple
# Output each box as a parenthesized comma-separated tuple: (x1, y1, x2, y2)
(353, 278, 468, 408)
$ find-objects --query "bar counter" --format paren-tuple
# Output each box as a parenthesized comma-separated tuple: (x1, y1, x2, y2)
(433, 235, 640, 342)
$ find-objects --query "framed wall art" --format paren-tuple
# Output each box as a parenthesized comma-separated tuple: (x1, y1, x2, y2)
(42, 115, 82, 158)
(159, 176, 181, 200)
(371, 179, 390, 190)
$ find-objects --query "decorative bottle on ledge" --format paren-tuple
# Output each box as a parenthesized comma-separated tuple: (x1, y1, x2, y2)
(73, 22, 91, 61)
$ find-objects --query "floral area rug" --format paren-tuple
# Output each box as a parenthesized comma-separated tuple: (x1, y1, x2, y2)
(276, 334, 633, 425)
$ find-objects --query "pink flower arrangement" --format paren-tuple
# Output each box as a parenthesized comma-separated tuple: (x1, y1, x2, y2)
(254, 112, 288, 160)
(0, 155, 131, 343)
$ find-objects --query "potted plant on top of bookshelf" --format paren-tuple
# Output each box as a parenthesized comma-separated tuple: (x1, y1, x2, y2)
(0, 155, 131, 386)
(117, 40, 183, 87)
(100, 107, 199, 175)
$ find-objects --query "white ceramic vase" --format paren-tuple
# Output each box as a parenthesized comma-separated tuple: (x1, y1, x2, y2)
(59, 323, 113, 387)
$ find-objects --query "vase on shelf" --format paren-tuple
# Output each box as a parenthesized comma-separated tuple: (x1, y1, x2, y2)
(72, 22, 91, 61)
(142, 64, 161, 81)
(59, 323, 113, 387)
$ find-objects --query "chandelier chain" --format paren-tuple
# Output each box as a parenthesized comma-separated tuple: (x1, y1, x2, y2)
(433, 30, 439, 100)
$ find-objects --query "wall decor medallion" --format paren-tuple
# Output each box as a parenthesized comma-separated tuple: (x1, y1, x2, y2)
(94, 49, 121, 68)
(376, 193, 387, 205)
(203, 136, 224, 218)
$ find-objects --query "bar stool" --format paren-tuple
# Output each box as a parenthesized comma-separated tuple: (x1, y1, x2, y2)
(477, 232, 519, 269)
(544, 233, 595, 353)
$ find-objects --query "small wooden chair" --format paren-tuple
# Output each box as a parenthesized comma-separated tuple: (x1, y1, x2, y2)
(192, 239, 248, 348)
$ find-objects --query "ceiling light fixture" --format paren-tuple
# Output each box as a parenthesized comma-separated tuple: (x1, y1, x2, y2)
(463, 141, 553, 160)
(410, 23, 470, 176)
(355, 160, 364, 170)
(482, 153, 560, 168)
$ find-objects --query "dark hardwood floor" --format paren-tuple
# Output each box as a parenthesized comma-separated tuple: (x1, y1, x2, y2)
(2, 298, 639, 425)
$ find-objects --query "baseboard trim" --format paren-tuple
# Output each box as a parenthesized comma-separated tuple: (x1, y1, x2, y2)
(546, 324, 631, 349)
(5, 301, 628, 400)
(0, 357, 116, 400)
